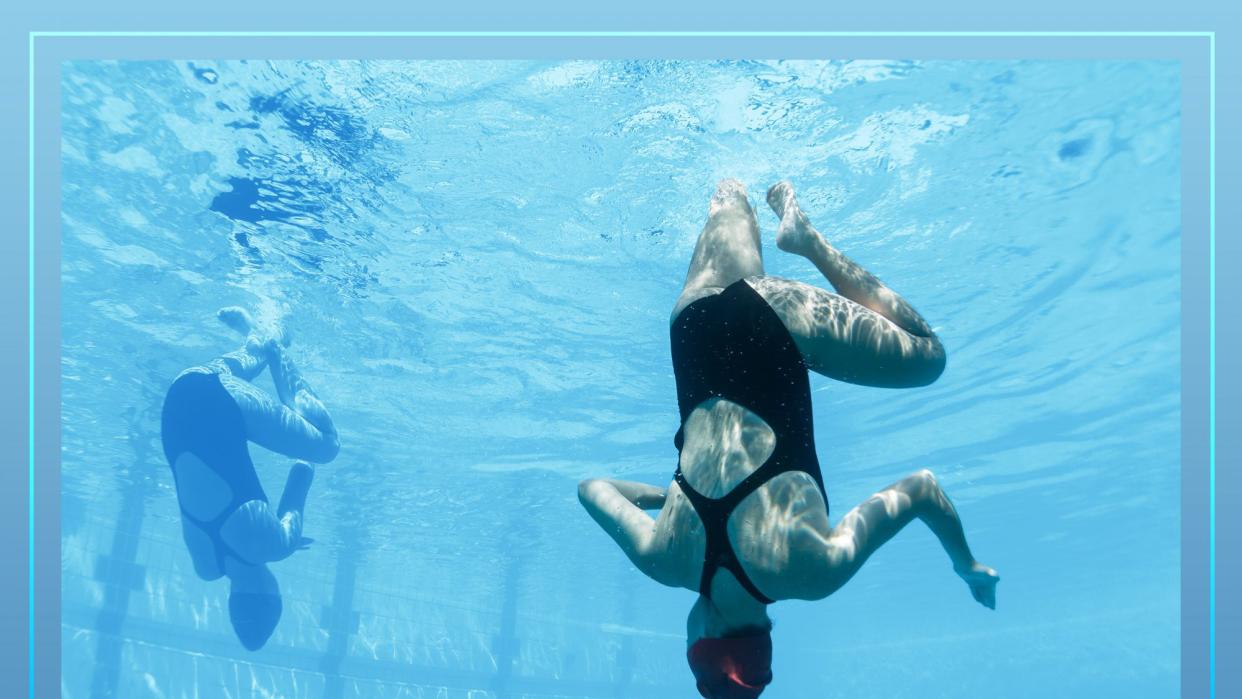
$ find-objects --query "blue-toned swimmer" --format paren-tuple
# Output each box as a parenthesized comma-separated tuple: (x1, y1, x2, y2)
(161, 308, 340, 651)
(579, 180, 999, 698)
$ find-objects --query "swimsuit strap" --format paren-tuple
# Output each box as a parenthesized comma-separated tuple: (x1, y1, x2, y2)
(675, 467, 776, 605)
(179, 498, 257, 573)
(673, 390, 827, 606)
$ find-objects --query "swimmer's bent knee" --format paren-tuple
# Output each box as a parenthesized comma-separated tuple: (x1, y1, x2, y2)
(306, 433, 339, 464)
(907, 341, 946, 387)
(926, 343, 947, 384)
(903, 468, 943, 504)
(319, 434, 340, 463)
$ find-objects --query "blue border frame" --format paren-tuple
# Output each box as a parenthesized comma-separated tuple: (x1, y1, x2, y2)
(30, 30, 1216, 699)
(26, 30, 35, 699)
(1208, 30, 1217, 699)
(27, 30, 1217, 37)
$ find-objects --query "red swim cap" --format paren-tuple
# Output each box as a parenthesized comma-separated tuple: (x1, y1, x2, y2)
(687, 634, 773, 698)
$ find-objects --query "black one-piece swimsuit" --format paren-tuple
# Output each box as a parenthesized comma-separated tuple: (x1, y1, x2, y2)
(162, 369, 269, 571)
(671, 279, 828, 605)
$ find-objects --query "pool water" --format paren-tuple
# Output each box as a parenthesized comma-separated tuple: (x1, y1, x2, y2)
(60, 59, 1180, 698)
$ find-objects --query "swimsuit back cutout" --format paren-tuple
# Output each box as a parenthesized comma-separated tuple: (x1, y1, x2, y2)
(671, 280, 827, 604)
(161, 369, 267, 570)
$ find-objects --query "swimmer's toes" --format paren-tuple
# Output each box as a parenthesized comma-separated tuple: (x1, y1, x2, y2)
(977, 575, 999, 610)
(708, 178, 751, 216)
(959, 562, 999, 610)
(973, 582, 996, 610)
(217, 306, 255, 336)
(766, 180, 796, 217)
(774, 206, 816, 256)
(714, 178, 748, 199)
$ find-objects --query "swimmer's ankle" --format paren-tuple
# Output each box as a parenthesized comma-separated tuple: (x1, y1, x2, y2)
(766, 180, 795, 218)
(772, 187, 820, 256)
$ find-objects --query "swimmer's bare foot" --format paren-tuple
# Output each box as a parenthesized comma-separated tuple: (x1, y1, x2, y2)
(218, 306, 291, 349)
(955, 561, 1000, 610)
(708, 178, 751, 218)
(766, 180, 821, 257)
(217, 306, 255, 336)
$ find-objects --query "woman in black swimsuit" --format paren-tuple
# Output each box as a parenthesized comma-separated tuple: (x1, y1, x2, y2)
(162, 308, 339, 651)
(578, 179, 998, 698)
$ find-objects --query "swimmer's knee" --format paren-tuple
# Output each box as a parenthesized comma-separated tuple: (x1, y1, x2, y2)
(905, 469, 941, 501)
(903, 341, 946, 388)
(908, 468, 936, 487)
(924, 341, 947, 384)
(298, 430, 339, 464)
(317, 434, 340, 463)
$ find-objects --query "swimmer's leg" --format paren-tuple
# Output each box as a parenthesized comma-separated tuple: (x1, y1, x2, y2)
(671, 179, 766, 321)
(277, 461, 314, 524)
(219, 464, 313, 565)
(214, 336, 270, 382)
(812, 469, 998, 609)
(220, 370, 339, 463)
(217, 306, 291, 347)
(266, 342, 339, 458)
(213, 307, 280, 381)
(217, 309, 337, 461)
(747, 181, 945, 387)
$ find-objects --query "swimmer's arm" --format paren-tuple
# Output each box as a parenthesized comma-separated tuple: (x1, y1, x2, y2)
(607, 480, 667, 510)
(578, 479, 666, 575)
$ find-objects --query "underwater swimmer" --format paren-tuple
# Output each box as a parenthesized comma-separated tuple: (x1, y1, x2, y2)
(161, 308, 339, 650)
(579, 180, 998, 698)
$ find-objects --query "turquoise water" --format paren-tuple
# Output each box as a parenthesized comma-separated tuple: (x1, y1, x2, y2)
(60, 59, 1181, 698)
